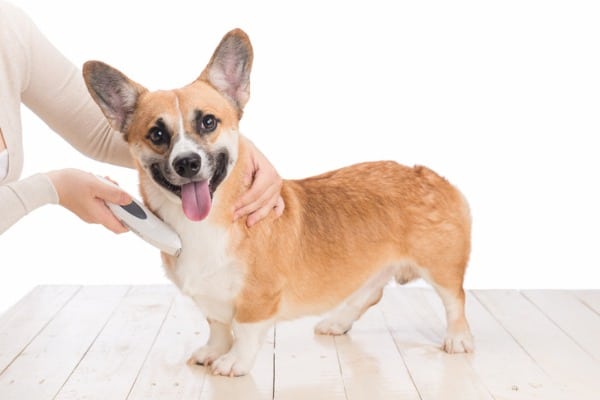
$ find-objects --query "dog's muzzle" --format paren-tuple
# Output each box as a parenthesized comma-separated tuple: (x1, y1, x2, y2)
(149, 150, 229, 199)
(173, 153, 201, 178)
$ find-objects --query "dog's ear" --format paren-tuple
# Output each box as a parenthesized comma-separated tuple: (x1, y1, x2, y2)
(199, 28, 253, 114)
(83, 61, 147, 135)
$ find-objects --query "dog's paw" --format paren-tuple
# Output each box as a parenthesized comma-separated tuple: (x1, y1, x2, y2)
(188, 344, 229, 367)
(443, 330, 475, 354)
(211, 352, 251, 377)
(314, 318, 351, 336)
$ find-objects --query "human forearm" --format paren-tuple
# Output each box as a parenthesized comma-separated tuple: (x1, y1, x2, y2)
(18, 6, 133, 168)
(0, 174, 58, 235)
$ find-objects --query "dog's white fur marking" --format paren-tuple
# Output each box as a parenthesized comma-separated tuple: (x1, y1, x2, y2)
(170, 133, 211, 179)
(146, 184, 244, 324)
(170, 127, 198, 156)
(175, 96, 185, 137)
(174, 220, 243, 323)
(211, 319, 273, 376)
(191, 319, 234, 366)
(169, 95, 212, 179)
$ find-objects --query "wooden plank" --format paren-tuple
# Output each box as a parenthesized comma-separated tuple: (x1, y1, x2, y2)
(334, 305, 420, 399)
(0, 286, 129, 400)
(422, 289, 570, 399)
(380, 287, 493, 400)
(474, 290, 600, 399)
(0, 286, 80, 373)
(129, 288, 275, 400)
(523, 290, 600, 360)
(575, 290, 600, 315)
(2, 286, 596, 399)
(54, 286, 174, 400)
(198, 327, 274, 400)
(274, 316, 347, 400)
(126, 291, 207, 399)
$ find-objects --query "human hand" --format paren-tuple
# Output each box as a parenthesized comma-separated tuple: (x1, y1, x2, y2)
(47, 169, 132, 234)
(233, 142, 285, 227)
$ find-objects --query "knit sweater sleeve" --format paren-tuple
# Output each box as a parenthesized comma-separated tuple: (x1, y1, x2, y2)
(0, 173, 58, 234)
(0, 2, 133, 235)
(19, 6, 134, 168)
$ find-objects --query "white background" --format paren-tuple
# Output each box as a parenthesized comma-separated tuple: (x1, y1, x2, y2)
(2, 0, 600, 312)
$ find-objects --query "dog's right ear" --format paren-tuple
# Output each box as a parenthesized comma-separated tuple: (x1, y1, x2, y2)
(83, 61, 147, 135)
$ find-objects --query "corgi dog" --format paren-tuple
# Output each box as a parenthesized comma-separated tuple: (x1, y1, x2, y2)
(83, 28, 473, 377)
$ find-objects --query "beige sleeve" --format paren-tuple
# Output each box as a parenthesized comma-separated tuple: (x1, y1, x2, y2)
(0, 3, 133, 235)
(20, 9, 134, 168)
(0, 173, 58, 235)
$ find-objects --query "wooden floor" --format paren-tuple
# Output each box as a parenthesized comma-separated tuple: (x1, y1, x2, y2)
(0, 285, 598, 399)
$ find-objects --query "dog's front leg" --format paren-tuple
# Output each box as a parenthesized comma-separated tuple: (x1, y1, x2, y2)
(189, 318, 233, 366)
(211, 319, 273, 377)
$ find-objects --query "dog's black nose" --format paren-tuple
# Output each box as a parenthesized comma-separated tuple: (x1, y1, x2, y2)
(173, 153, 201, 178)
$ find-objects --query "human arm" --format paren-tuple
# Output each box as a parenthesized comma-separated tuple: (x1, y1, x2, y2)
(1, 3, 278, 232)
(0, 174, 58, 235)
(17, 4, 133, 168)
(0, 3, 133, 235)
(0, 170, 131, 236)
(46, 169, 132, 234)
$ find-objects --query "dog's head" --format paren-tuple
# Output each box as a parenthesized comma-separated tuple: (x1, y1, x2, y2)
(83, 29, 252, 221)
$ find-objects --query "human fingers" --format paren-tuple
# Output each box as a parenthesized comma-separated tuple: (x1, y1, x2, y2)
(93, 176, 132, 206)
(96, 199, 129, 234)
(273, 196, 285, 218)
(245, 191, 284, 227)
(234, 181, 279, 221)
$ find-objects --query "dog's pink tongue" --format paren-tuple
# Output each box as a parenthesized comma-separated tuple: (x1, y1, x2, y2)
(181, 181, 211, 221)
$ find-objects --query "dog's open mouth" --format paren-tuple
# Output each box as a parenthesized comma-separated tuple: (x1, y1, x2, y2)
(151, 163, 182, 196)
(150, 151, 229, 222)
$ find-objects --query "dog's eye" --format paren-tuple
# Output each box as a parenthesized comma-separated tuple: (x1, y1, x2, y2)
(198, 114, 218, 134)
(147, 127, 169, 146)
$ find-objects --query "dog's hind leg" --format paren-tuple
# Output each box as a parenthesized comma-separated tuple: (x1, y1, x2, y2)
(314, 266, 394, 336)
(422, 270, 474, 353)
(314, 286, 384, 336)
(436, 284, 474, 353)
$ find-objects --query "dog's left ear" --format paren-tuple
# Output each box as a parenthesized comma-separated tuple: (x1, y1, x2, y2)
(199, 28, 253, 115)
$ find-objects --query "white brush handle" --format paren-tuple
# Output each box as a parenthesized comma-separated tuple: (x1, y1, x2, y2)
(96, 176, 182, 256)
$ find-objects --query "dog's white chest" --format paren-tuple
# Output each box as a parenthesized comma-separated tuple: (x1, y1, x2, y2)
(157, 202, 243, 323)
